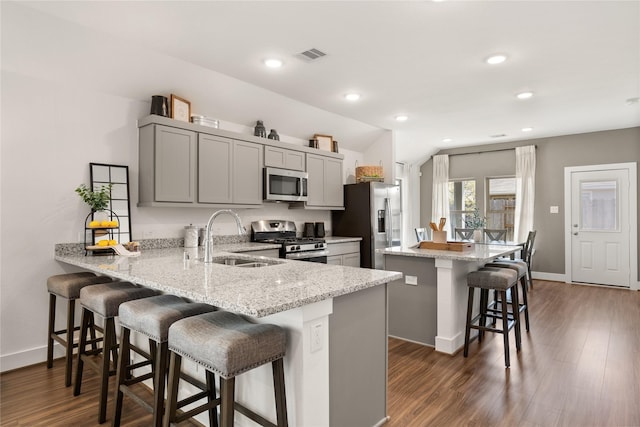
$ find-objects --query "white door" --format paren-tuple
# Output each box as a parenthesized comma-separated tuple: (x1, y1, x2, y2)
(570, 168, 630, 287)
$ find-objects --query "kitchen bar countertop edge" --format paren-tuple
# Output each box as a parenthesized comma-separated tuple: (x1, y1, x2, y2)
(378, 243, 522, 263)
(55, 246, 401, 318)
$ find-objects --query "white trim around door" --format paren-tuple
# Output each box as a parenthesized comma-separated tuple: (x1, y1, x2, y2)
(564, 162, 638, 290)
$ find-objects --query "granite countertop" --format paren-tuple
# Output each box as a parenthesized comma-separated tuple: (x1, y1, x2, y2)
(378, 243, 522, 263)
(55, 247, 401, 318)
(324, 236, 363, 244)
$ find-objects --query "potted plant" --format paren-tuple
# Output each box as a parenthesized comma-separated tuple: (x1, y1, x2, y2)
(464, 208, 486, 242)
(75, 183, 113, 212)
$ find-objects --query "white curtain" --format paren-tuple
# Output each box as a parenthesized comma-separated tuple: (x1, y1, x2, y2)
(396, 162, 421, 246)
(514, 145, 536, 242)
(431, 154, 450, 236)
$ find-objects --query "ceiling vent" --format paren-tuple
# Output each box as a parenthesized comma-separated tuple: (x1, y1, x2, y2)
(297, 48, 327, 61)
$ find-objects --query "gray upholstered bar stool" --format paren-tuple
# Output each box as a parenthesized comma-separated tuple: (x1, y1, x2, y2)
(112, 294, 216, 427)
(74, 281, 157, 424)
(164, 311, 288, 427)
(484, 259, 530, 331)
(47, 272, 113, 386)
(464, 267, 521, 368)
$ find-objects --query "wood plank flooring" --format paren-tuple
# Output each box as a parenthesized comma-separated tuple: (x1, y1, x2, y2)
(387, 280, 640, 427)
(1, 280, 639, 426)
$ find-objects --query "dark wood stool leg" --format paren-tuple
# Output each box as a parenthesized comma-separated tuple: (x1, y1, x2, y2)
(512, 285, 522, 351)
(520, 276, 530, 331)
(272, 358, 288, 427)
(499, 290, 510, 368)
(220, 377, 235, 427)
(152, 342, 169, 427)
(163, 352, 182, 427)
(99, 318, 116, 424)
(479, 289, 488, 342)
(463, 286, 475, 357)
(205, 369, 219, 427)
(47, 293, 56, 369)
(74, 308, 91, 396)
(64, 299, 76, 387)
(112, 326, 130, 427)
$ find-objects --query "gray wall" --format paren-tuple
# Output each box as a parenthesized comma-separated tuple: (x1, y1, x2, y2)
(420, 127, 640, 279)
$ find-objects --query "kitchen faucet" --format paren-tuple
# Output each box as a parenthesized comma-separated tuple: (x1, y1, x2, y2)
(203, 209, 246, 263)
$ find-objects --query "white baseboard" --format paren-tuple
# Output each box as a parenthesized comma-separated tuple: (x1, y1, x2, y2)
(0, 343, 62, 373)
(531, 271, 566, 282)
(373, 416, 391, 427)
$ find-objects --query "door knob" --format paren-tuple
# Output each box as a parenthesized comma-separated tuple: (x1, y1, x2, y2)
(573, 232, 578, 235)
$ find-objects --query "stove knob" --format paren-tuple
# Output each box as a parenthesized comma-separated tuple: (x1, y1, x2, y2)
(315, 243, 321, 248)
(289, 245, 296, 252)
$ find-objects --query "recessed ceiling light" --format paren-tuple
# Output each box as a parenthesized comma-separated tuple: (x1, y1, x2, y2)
(395, 115, 408, 122)
(344, 93, 361, 101)
(516, 91, 534, 100)
(522, 127, 533, 132)
(442, 138, 453, 143)
(485, 54, 507, 65)
(264, 58, 283, 68)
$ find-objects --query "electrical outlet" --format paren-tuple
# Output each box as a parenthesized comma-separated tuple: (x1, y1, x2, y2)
(550, 206, 559, 214)
(310, 323, 323, 353)
(405, 275, 418, 286)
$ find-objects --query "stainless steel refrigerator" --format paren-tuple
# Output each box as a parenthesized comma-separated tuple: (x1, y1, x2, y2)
(331, 182, 402, 269)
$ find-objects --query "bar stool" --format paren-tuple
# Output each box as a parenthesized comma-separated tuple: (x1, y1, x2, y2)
(164, 311, 288, 427)
(112, 294, 216, 427)
(47, 272, 113, 386)
(484, 259, 531, 331)
(74, 281, 157, 424)
(464, 267, 521, 368)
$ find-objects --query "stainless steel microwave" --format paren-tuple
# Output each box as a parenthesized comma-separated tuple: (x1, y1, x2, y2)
(264, 167, 308, 202)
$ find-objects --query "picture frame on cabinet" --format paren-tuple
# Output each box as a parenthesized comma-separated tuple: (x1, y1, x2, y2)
(315, 134, 333, 152)
(170, 94, 191, 122)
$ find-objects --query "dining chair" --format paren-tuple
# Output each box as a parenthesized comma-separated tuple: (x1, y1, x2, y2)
(455, 228, 475, 241)
(484, 229, 507, 242)
(415, 227, 427, 242)
(522, 230, 537, 288)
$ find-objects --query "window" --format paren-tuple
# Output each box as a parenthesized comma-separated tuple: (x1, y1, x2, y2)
(487, 177, 516, 240)
(448, 180, 476, 230)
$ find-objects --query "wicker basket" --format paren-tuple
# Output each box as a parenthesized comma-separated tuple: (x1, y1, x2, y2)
(355, 161, 384, 183)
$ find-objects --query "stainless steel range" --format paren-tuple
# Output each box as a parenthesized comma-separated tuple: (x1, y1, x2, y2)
(251, 220, 328, 263)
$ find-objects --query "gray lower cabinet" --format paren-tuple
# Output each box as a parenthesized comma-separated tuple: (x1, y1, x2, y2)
(306, 154, 344, 209)
(198, 135, 263, 205)
(327, 241, 360, 267)
(264, 146, 305, 171)
(139, 124, 196, 204)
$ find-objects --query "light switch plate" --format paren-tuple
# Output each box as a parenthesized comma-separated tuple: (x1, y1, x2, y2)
(550, 206, 559, 214)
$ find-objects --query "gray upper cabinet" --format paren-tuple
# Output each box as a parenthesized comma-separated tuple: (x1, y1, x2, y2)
(137, 115, 344, 209)
(199, 136, 263, 206)
(139, 124, 196, 204)
(198, 134, 232, 203)
(233, 140, 263, 204)
(264, 146, 305, 171)
(306, 153, 344, 209)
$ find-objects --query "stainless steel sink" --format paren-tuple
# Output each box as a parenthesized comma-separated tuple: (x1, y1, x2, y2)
(198, 256, 282, 268)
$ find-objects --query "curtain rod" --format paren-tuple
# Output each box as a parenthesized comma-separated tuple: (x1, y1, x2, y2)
(434, 144, 537, 158)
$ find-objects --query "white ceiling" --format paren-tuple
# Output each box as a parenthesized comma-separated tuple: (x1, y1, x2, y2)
(20, 1, 640, 163)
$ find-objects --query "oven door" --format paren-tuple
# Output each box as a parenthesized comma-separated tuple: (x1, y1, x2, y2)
(264, 167, 308, 202)
(284, 250, 328, 263)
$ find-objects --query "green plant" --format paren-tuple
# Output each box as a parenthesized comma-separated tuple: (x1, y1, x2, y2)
(464, 208, 486, 229)
(75, 183, 112, 212)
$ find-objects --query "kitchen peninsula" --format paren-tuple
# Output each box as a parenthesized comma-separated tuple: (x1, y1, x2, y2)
(55, 245, 401, 427)
(380, 243, 521, 354)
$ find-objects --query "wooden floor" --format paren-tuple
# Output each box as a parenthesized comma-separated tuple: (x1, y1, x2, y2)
(387, 280, 640, 427)
(1, 280, 639, 426)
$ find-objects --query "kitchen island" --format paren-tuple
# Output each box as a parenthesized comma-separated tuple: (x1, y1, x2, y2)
(379, 243, 521, 355)
(56, 246, 401, 427)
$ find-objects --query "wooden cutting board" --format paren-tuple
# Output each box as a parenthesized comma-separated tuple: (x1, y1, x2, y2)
(419, 241, 475, 252)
